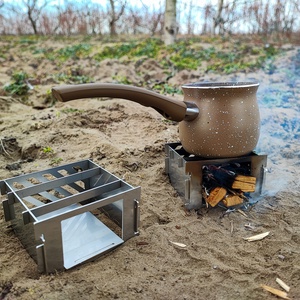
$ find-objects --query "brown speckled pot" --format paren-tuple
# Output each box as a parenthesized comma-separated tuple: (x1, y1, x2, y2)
(180, 82, 260, 157)
(52, 82, 260, 158)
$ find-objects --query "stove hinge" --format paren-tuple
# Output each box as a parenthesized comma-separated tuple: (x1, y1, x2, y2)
(185, 176, 191, 200)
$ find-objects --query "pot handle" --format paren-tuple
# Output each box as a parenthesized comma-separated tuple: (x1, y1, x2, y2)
(52, 83, 198, 122)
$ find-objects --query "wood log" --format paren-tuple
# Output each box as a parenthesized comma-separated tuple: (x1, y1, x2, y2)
(222, 195, 243, 207)
(232, 175, 256, 192)
(207, 187, 227, 207)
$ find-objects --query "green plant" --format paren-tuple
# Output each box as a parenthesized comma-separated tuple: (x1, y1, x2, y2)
(60, 108, 84, 114)
(3, 71, 30, 96)
(50, 157, 63, 166)
(19, 37, 37, 45)
(42, 146, 54, 153)
(152, 83, 182, 95)
(55, 73, 93, 84)
(90, 37, 282, 74)
(167, 40, 205, 70)
(93, 38, 163, 61)
(56, 43, 92, 61)
(32, 47, 55, 60)
(43, 89, 56, 106)
(36, 44, 92, 62)
(98, 42, 137, 59)
(131, 38, 162, 57)
(112, 75, 132, 85)
(0, 44, 10, 60)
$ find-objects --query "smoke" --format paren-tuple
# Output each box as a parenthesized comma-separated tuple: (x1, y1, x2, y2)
(253, 50, 300, 196)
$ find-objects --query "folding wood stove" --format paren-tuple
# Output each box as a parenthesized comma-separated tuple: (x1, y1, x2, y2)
(1, 160, 140, 273)
(165, 142, 267, 209)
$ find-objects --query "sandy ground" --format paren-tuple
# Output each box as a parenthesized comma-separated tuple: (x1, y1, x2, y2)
(0, 37, 299, 300)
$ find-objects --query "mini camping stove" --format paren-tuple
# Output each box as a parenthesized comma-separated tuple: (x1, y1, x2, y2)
(1, 160, 140, 273)
(165, 142, 267, 209)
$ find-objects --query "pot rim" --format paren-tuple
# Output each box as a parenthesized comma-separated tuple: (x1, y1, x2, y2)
(182, 81, 259, 89)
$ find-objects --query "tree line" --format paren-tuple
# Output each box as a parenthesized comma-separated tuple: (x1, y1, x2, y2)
(0, 0, 299, 39)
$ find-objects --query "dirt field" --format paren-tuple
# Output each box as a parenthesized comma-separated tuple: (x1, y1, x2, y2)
(0, 37, 299, 299)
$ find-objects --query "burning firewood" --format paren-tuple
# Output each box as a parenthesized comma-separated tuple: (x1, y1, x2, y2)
(222, 195, 243, 207)
(232, 175, 256, 192)
(202, 163, 258, 209)
(206, 187, 227, 207)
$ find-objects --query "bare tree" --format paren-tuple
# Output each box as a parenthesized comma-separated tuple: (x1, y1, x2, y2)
(185, 0, 194, 35)
(212, 0, 241, 35)
(123, 3, 163, 36)
(87, 7, 105, 35)
(21, 0, 52, 34)
(202, 3, 213, 34)
(148, 9, 163, 36)
(213, 0, 224, 35)
(1, 0, 300, 36)
(56, 4, 78, 35)
(108, 0, 127, 36)
(164, 0, 177, 45)
(83, 2, 104, 35)
(0, 1, 5, 34)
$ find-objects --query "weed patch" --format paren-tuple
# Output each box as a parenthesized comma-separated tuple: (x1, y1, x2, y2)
(91, 37, 282, 75)
(3, 71, 31, 97)
(56, 44, 92, 61)
(152, 83, 182, 95)
(93, 38, 163, 61)
(60, 108, 84, 114)
(54, 73, 93, 84)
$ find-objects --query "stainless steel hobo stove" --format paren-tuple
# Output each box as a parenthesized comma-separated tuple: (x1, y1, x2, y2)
(1, 160, 141, 273)
(165, 143, 267, 209)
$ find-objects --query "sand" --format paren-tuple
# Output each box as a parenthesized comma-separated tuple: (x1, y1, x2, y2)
(0, 37, 299, 300)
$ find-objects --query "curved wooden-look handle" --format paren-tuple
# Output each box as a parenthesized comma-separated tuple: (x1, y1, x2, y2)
(52, 83, 197, 122)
